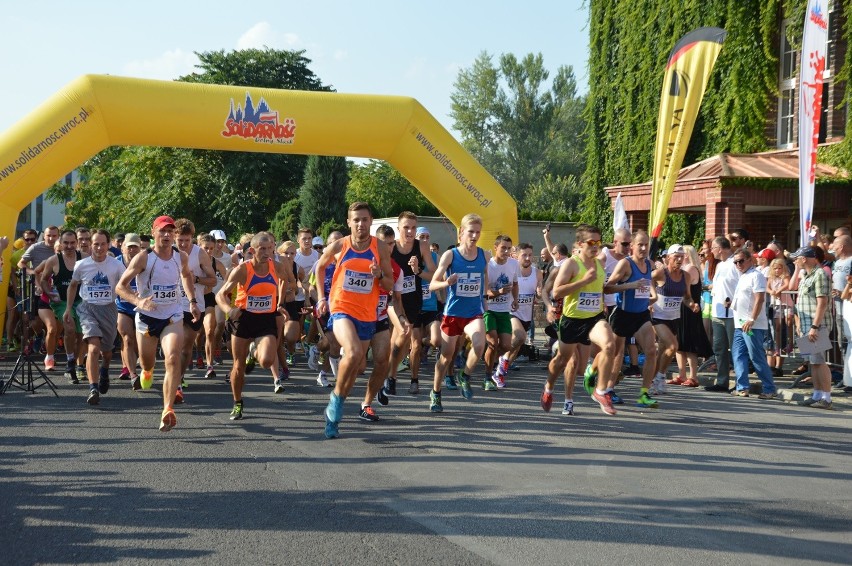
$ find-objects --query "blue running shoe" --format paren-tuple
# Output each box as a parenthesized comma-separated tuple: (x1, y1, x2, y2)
(325, 392, 344, 424)
(457, 370, 473, 400)
(444, 374, 458, 390)
(429, 390, 443, 412)
(610, 390, 624, 405)
(583, 363, 596, 396)
(324, 418, 339, 439)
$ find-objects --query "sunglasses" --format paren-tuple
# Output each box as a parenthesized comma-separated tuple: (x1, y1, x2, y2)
(698, 253, 706, 258)
(617, 241, 631, 247)
(733, 259, 747, 265)
(584, 239, 602, 247)
(24, 238, 35, 242)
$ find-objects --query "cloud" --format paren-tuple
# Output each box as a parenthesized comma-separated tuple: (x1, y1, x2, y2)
(237, 22, 300, 49)
(123, 49, 199, 80)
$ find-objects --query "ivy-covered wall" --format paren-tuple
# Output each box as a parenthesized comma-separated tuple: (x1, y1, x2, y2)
(580, 0, 851, 239)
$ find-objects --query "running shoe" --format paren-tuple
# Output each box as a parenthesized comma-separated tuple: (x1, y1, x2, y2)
(540, 389, 553, 412)
(383, 377, 397, 397)
(118, 366, 130, 381)
(140, 369, 154, 389)
(377, 386, 389, 406)
(497, 355, 510, 376)
(429, 390, 443, 412)
(324, 418, 339, 439)
(799, 397, 820, 406)
(316, 371, 331, 387)
(245, 356, 256, 374)
(444, 374, 458, 390)
(622, 365, 641, 377)
(279, 366, 290, 381)
(307, 345, 320, 371)
(609, 390, 624, 405)
(636, 392, 658, 408)
(812, 399, 834, 410)
(583, 363, 596, 396)
(359, 405, 379, 422)
(591, 390, 617, 415)
(131, 374, 141, 391)
(205, 367, 216, 380)
(196, 356, 204, 369)
(174, 387, 184, 404)
(454, 352, 464, 369)
(160, 408, 177, 431)
(483, 378, 497, 391)
(457, 370, 473, 400)
(44, 356, 55, 371)
(86, 388, 99, 406)
(180, 377, 188, 390)
(229, 401, 243, 421)
(398, 357, 410, 373)
(215, 350, 223, 365)
(66, 369, 79, 385)
(286, 353, 295, 367)
(98, 368, 110, 394)
(562, 400, 575, 416)
(491, 371, 506, 389)
(274, 379, 285, 394)
(409, 380, 419, 395)
(325, 392, 344, 424)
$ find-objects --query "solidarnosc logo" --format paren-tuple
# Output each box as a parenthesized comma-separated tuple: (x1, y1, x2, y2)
(222, 92, 296, 144)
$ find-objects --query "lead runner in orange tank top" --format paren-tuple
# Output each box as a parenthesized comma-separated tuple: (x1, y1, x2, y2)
(315, 202, 394, 438)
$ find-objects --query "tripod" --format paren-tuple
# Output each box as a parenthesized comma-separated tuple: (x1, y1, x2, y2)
(0, 270, 58, 396)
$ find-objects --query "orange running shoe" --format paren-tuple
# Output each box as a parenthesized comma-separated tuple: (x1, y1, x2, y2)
(140, 369, 154, 389)
(159, 407, 177, 432)
(174, 387, 184, 404)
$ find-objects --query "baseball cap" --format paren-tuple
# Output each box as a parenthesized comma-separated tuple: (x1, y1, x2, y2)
(312, 236, 324, 247)
(209, 229, 227, 241)
(666, 244, 685, 255)
(790, 246, 818, 259)
(152, 215, 176, 232)
(124, 233, 142, 247)
(755, 248, 776, 260)
(416, 227, 430, 237)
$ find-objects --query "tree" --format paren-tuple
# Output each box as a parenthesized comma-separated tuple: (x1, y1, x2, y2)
(299, 155, 349, 232)
(346, 160, 439, 219)
(54, 48, 329, 235)
(269, 199, 301, 242)
(521, 174, 582, 222)
(450, 52, 586, 203)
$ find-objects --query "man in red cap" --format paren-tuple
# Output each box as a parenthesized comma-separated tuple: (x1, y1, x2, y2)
(116, 215, 202, 432)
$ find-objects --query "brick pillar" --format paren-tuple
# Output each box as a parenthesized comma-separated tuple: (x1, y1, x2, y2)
(705, 202, 726, 241)
(628, 212, 648, 233)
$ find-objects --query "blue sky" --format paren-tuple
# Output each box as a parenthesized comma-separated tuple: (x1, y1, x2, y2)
(0, 0, 589, 136)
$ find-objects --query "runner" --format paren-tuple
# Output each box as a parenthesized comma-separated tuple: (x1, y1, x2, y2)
(384, 212, 436, 397)
(285, 227, 318, 366)
(650, 245, 700, 394)
(215, 231, 291, 420)
(19, 226, 60, 368)
(75, 227, 92, 258)
(604, 230, 659, 408)
(315, 202, 393, 438)
(428, 213, 488, 412)
(359, 224, 407, 421)
(504, 243, 542, 368)
(116, 215, 202, 432)
(305, 234, 343, 387)
(174, 219, 217, 403)
(115, 233, 143, 387)
(37, 230, 82, 383)
(547, 224, 618, 416)
(483, 235, 519, 390)
(206, 229, 235, 374)
(64, 230, 126, 405)
(416, 227, 442, 380)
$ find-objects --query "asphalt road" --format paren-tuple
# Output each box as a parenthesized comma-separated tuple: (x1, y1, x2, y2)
(1, 354, 850, 565)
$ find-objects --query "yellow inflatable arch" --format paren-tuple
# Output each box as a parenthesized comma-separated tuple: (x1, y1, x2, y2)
(0, 75, 516, 249)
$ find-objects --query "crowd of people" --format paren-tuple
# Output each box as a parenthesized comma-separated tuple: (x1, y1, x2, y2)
(4, 206, 851, 436)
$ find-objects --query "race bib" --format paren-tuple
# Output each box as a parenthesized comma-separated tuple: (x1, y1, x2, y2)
(490, 292, 508, 304)
(577, 291, 601, 313)
(659, 295, 682, 313)
(343, 269, 374, 294)
(400, 275, 416, 294)
(456, 274, 481, 298)
(518, 293, 534, 305)
(152, 284, 178, 305)
(377, 294, 389, 318)
(422, 286, 432, 301)
(246, 294, 272, 313)
(634, 280, 651, 299)
(84, 284, 113, 305)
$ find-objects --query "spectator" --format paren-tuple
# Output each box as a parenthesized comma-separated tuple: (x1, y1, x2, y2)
(706, 236, 739, 392)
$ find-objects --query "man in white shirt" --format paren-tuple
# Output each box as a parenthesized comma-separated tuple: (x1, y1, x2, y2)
(730, 249, 776, 398)
(706, 236, 739, 392)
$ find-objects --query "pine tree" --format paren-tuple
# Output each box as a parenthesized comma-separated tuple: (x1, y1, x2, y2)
(299, 156, 348, 233)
